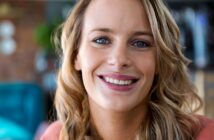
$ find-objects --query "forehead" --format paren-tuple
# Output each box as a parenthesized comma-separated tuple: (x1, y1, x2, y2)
(82, 0, 151, 34)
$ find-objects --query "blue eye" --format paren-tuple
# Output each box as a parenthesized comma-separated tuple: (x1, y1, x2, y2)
(131, 40, 150, 48)
(93, 37, 110, 45)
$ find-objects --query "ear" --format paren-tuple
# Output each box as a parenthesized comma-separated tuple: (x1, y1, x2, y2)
(74, 55, 81, 71)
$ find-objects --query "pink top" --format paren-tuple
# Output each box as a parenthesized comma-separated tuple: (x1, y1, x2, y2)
(196, 116, 214, 140)
(40, 116, 214, 140)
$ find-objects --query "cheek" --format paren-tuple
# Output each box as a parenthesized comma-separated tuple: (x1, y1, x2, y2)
(79, 47, 107, 73)
(135, 54, 156, 75)
(81, 54, 101, 73)
(79, 48, 105, 83)
(136, 56, 156, 97)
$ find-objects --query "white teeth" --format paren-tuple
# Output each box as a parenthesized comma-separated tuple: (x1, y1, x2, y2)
(104, 77, 133, 86)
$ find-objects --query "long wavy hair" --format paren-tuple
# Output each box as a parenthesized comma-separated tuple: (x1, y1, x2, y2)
(54, 0, 203, 139)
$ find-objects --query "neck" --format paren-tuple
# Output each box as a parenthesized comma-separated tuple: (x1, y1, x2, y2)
(89, 101, 148, 140)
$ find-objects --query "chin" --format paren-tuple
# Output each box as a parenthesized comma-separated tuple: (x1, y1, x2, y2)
(100, 100, 141, 113)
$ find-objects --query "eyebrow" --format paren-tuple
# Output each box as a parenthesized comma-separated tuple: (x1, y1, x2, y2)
(90, 28, 114, 34)
(132, 31, 153, 37)
(90, 28, 153, 37)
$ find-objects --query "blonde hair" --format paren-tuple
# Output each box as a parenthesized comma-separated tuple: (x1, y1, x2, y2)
(54, 0, 203, 139)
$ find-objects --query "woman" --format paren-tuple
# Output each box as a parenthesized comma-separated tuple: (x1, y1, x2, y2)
(41, 0, 214, 139)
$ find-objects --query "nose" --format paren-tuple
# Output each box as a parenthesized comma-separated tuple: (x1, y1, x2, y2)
(107, 43, 131, 70)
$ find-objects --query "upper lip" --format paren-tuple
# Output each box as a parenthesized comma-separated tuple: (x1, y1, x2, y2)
(98, 73, 139, 81)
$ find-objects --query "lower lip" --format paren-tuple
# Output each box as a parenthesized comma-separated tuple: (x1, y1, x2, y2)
(100, 78, 137, 92)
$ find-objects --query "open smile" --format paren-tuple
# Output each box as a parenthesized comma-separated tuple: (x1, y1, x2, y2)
(98, 74, 139, 92)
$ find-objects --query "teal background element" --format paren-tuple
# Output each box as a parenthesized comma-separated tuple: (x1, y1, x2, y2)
(0, 82, 45, 139)
(0, 116, 32, 140)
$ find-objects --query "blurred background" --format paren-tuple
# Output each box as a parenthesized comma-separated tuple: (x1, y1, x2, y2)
(0, 0, 213, 139)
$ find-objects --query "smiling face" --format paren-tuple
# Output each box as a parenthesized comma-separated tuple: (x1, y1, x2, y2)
(75, 0, 156, 112)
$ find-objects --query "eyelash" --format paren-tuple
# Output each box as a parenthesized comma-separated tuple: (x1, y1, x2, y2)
(130, 40, 151, 49)
(92, 37, 151, 49)
(92, 36, 111, 45)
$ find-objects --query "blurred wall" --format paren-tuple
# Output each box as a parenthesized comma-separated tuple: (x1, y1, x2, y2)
(0, 1, 45, 82)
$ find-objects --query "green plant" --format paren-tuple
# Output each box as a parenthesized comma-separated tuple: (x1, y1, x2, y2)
(34, 19, 61, 55)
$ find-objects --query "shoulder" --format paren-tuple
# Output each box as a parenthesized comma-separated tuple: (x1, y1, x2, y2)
(40, 121, 62, 140)
(196, 116, 214, 140)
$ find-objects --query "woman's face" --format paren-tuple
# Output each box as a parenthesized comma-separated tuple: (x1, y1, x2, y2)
(75, 0, 156, 112)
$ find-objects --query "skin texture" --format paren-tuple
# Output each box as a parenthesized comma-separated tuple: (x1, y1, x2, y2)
(40, 0, 214, 139)
(74, 0, 156, 139)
